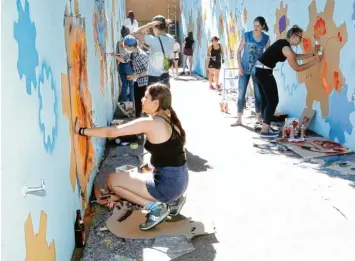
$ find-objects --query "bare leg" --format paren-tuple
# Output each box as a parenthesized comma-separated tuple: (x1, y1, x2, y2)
(208, 68, 214, 86)
(174, 60, 179, 75)
(261, 123, 270, 133)
(183, 56, 187, 73)
(107, 172, 157, 207)
(215, 69, 221, 86)
(188, 56, 193, 74)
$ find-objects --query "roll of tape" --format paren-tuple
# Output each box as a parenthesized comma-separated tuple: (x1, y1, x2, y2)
(130, 143, 138, 150)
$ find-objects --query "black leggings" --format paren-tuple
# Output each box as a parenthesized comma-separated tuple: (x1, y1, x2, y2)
(254, 68, 279, 125)
(134, 82, 147, 118)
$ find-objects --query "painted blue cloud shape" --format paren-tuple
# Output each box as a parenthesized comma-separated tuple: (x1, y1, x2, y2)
(325, 83, 354, 144)
(37, 61, 58, 153)
(13, 0, 39, 95)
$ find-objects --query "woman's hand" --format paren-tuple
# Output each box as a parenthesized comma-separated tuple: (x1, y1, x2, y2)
(315, 53, 324, 61)
(127, 74, 138, 81)
(74, 118, 83, 135)
(239, 68, 244, 76)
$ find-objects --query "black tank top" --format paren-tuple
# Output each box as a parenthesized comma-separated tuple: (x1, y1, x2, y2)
(210, 44, 222, 63)
(144, 116, 186, 167)
(258, 39, 290, 68)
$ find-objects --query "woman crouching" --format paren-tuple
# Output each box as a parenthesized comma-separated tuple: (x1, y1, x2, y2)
(75, 83, 188, 231)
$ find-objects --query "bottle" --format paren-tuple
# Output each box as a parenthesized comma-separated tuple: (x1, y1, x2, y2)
(300, 124, 306, 138)
(314, 39, 320, 53)
(289, 125, 295, 138)
(75, 210, 85, 248)
(282, 124, 287, 138)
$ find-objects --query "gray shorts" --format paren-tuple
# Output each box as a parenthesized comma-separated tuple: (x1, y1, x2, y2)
(146, 163, 189, 203)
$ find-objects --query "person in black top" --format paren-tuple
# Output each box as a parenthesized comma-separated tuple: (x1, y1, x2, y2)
(75, 83, 188, 231)
(207, 36, 224, 90)
(182, 32, 195, 75)
(253, 25, 323, 138)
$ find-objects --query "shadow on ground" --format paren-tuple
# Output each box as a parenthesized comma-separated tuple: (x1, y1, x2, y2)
(186, 150, 213, 172)
(174, 233, 219, 261)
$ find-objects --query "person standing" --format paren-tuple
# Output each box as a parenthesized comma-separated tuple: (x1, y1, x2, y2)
(116, 26, 134, 102)
(124, 11, 139, 33)
(254, 25, 322, 138)
(172, 36, 181, 77)
(134, 15, 174, 87)
(207, 36, 224, 90)
(182, 32, 194, 75)
(231, 16, 270, 127)
(116, 35, 149, 118)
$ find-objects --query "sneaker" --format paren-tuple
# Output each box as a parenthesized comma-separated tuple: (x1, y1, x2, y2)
(168, 196, 186, 216)
(210, 85, 216, 90)
(260, 130, 280, 138)
(216, 84, 221, 90)
(139, 204, 170, 231)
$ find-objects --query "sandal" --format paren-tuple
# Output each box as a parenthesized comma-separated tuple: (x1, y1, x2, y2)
(231, 121, 242, 127)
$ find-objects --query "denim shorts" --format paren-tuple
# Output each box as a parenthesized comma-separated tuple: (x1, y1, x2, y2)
(146, 163, 189, 203)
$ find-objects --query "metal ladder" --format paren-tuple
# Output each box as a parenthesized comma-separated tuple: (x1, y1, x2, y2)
(167, 0, 177, 37)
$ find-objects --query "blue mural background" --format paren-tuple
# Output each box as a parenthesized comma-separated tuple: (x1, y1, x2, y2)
(2, 0, 126, 260)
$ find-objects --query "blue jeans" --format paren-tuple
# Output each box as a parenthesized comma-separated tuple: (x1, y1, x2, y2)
(146, 163, 189, 203)
(237, 73, 261, 113)
(119, 63, 134, 102)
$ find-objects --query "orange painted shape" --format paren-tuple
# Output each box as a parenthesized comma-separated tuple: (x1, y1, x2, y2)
(302, 37, 312, 53)
(314, 17, 327, 38)
(333, 71, 340, 90)
(25, 211, 56, 261)
(321, 61, 332, 94)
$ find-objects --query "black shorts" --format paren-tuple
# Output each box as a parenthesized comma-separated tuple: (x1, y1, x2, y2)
(208, 61, 221, 70)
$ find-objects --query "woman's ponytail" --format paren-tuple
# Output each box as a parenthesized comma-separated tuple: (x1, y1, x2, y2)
(169, 107, 186, 145)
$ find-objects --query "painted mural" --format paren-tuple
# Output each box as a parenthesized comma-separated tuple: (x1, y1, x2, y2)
(3, 0, 124, 260)
(179, 0, 355, 150)
(298, 0, 347, 118)
(93, 0, 108, 95)
(25, 211, 56, 261)
(274, 1, 290, 40)
(63, 13, 96, 200)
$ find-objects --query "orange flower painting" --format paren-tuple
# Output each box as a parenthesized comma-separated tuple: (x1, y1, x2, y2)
(314, 17, 326, 38)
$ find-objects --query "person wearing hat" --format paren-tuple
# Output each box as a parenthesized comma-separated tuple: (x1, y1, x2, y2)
(114, 35, 149, 117)
(134, 15, 174, 87)
(115, 26, 135, 102)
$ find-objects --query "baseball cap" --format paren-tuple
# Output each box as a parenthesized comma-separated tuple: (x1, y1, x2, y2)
(123, 35, 137, 47)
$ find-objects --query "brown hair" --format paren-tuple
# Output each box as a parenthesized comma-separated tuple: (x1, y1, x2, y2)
(127, 11, 135, 24)
(148, 83, 186, 144)
(286, 25, 303, 38)
(254, 16, 269, 32)
(211, 36, 220, 42)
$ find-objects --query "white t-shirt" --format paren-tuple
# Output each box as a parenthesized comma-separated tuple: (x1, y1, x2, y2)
(173, 42, 181, 59)
(124, 18, 139, 33)
(144, 34, 174, 76)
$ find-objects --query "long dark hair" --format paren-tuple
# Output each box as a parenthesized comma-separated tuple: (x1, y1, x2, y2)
(187, 31, 194, 41)
(148, 84, 186, 144)
(286, 25, 303, 38)
(127, 11, 135, 25)
(121, 26, 130, 38)
(254, 16, 269, 32)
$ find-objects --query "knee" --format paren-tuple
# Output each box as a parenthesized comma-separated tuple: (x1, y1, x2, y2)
(107, 174, 119, 189)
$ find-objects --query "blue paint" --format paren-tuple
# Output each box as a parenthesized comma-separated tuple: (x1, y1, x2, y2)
(325, 83, 354, 144)
(94, 0, 107, 54)
(37, 61, 58, 153)
(352, 1, 355, 24)
(13, 0, 39, 95)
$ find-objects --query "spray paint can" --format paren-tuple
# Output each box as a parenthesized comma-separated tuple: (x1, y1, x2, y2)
(282, 125, 287, 138)
(300, 124, 306, 138)
(289, 125, 295, 138)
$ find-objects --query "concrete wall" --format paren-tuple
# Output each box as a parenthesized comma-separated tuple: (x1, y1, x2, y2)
(1, 0, 125, 260)
(126, 0, 180, 22)
(179, 0, 355, 151)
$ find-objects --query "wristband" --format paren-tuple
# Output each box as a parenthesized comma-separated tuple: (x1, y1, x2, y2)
(79, 128, 87, 136)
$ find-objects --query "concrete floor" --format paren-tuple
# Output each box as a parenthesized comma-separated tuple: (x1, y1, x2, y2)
(169, 75, 355, 261)
(82, 75, 355, 261)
